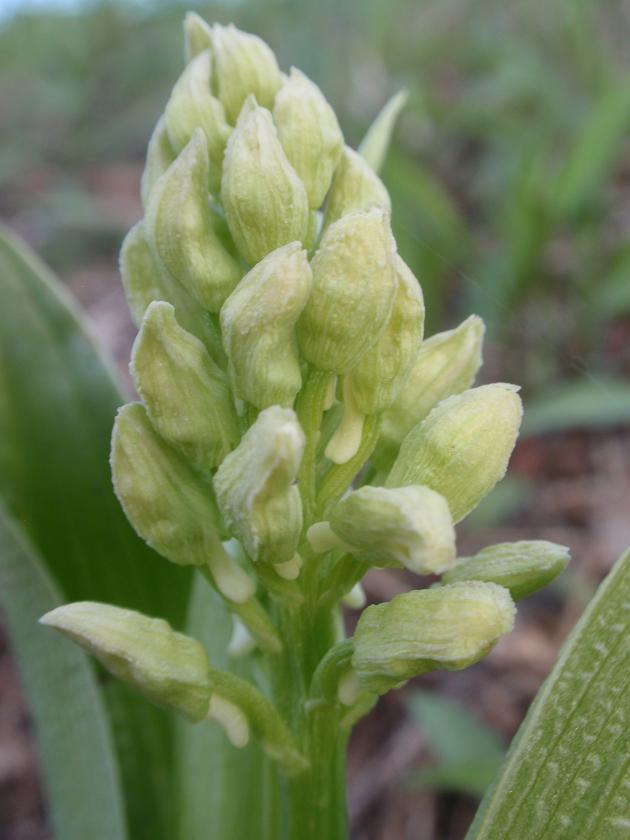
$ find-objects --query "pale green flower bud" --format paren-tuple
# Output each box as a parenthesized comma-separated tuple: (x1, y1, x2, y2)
(324, 145, 391, 227)
(131, 301, 239, 472)
(183, 11, 213, 61)
(214, 407, 305, 566)
(273, 67, 343, 209)
(298, 208, 397, 373)
(119, 221, 226, 366)
(141, 115, 176, 209)
(220, 242, 312, 409)
(221, 100, 309, 265)
(377, 315, 484, 467)
(164, 50, 232, 193)
(41, 602, 212, 721)
(309, 485, 455, 575)
(442, 540, 570, 600)
(351, 582, 515, 694)
(346, 254, 425, 415)
(211, 24, 281, 123)
(387, 384, 523, 523)
(146, 130, 241, 312)
(111, 403, 254, 604)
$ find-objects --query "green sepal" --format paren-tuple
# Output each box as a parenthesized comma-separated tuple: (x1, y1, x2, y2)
(442, 540, 570, 600)
(324, 145, 391, 227)
(387, 383, 523, 523)
(317, 484, 456, 575)
(146, 130, 241, 313)
(220, 242, 312, 409)
(131, 301, 239, 472)
(41, 601, 213, 722)
(352, 582, 515, 694)
(211, 23, 282, 123)
(346, 253, 425, 415)
(221, 98, 309, 265)
(376, 314, 484, 468)
(164, 50, 232, 193)
(273, 67, 343, 209)
(298, 208, 398, 373)
(214, 406, 304, 566)
(111, 402, 224, 567)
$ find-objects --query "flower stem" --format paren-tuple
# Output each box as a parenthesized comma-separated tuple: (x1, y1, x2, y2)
(268, 600, 349, 839)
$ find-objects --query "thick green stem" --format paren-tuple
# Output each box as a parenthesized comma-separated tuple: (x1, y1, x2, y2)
(268, 601, 349, 840)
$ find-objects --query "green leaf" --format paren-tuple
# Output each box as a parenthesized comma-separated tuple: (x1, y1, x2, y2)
(359, 89, 408, 173)
(0, 505, 127, 840)
(175, 573, 268, 840)
(467, 547, 630, 839)
(408, 691, 504, 796)
(522, 377, 630, 436)
(0, 225, 192, 839)
(555, 85, 630, 220)
(412, 759, 504, 799)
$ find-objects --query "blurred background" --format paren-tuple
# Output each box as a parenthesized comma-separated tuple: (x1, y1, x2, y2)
(1, 0, 630, 837)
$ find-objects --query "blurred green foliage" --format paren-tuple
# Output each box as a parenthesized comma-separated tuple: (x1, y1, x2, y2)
(1, 0, 629, 392)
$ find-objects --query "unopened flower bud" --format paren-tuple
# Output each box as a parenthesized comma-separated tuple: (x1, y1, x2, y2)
(377, 315, 484, 467)
(220, 242, 312, 409)
(346, 254, 424, 415)
(273, 67, 343, 209)
(119, 222, 225, 365)
(141, 116, 176, 209)
(442, 540, 570, 600)
(183, 11, 213, 61)
(310, 484, 455, 575)
(146, 130, 241, 312)
(131, 301, 239, 472)
(111, 401, 221, 566)
(214, 407, 305, 566)
(298, 208, 397, 373)
(211, 24, 281, 123)
(221, 100, 309, 265)
(387, 384, 523, 523)
(352, 582, 515, 694)
(41, 602, 212, 721)
(112, 403, 254, 602)
(164, 51, 232, 193)
(324, 145, 391, 227)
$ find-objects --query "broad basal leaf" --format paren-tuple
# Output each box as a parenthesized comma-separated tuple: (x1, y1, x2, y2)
(0, 506, 127, 840)
(0, 225, 192, 840)
(467, 547, 630, 839)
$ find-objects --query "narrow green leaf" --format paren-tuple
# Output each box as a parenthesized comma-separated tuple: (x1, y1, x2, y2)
(359, 89, 408, 173)
(411, 759, 503, 798)
(0, 225, 192, 840)
(409, 691, 504, 767)
(0, 506, 127, 840)
(467, 547, 630, 839)
(522, 377, 630, 436)
(555, 85, 630, 219)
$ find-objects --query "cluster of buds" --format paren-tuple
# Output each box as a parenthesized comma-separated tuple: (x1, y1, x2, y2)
(41, 15, 569, 774)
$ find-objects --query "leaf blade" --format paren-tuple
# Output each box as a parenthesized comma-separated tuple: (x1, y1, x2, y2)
(0, 225, 192, 840)
(359, 89, 408, 173)
(467, 548, 630, 839)
(0, 506, 127, 840)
